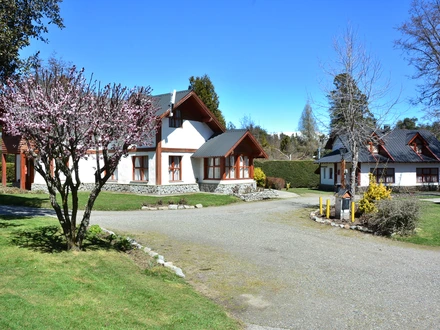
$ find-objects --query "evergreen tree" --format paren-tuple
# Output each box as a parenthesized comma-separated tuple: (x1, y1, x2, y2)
(189, 74, 226, 127)
(0, 0, 64, 82)
(328, 72, 375, 137)
(396, 117, 419, 129)
(297, 102, 319, 158)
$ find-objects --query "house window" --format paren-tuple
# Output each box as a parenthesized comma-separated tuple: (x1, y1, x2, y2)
(225, 156, 235, 179)
(169, 109, 182, 128)
(368, 143, 378, 154)
(239, 155, 250, 178)
(169, 156, 182, 181)
(370, 168, 395, 184)
(322, 167, 326, 179)
(133, 156, 148, 181)
(207, 157, 221, 179)
(416, 168, 438, 183)
(329, 167, 333, 179)
(411, 139, 423, 154)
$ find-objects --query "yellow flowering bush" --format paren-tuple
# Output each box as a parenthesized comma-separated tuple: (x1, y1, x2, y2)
(253, 167, 266, 187)
(358, 173, 392, 214)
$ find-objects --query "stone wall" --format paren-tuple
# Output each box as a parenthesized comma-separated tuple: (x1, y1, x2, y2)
(32, 182, 200, 195)
(234, 189, 279, 201)
(199, 182, 256, 194)
(32, 181, 258, 195)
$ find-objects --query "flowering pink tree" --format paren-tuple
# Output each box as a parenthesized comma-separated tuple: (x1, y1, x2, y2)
(0, 65, 158, 250)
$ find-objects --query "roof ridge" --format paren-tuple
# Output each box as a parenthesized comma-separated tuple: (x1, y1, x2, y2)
(153, 90, 190, 97)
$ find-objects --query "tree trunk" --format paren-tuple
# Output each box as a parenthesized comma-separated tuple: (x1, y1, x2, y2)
(350, 143, 359, 195)
(75, 185, 102, 249)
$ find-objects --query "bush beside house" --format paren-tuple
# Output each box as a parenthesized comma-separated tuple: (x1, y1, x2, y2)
(254, 160, 319, 188)
(0, 161, 15, 183)
(253, 167, 266, 187)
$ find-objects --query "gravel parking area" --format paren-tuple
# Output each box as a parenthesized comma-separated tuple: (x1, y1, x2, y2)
(88, 196, 440, 330)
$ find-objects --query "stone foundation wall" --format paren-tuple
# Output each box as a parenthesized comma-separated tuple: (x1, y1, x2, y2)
(234, 189, 279, 201)
(32, 181, 258, 195)
(199, 182, 257, 194)
(32, 183, 200, 195)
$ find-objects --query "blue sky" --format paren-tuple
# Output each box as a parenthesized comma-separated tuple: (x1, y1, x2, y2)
(20, 0, 422, 134)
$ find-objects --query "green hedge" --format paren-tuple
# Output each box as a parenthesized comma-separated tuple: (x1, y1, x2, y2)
(254, 160, 319, 188)
(0, 162, 16, 182)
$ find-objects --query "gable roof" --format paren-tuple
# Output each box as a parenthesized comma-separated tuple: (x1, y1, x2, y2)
(153, 90, 191, 117)
(192, 129, 268, 158)
(316, 129, 440, 164)
(153, 90, 225, 133)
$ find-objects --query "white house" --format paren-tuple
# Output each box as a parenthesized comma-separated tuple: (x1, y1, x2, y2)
(315, 129, 440, 191)
(1, 90, 268, 194)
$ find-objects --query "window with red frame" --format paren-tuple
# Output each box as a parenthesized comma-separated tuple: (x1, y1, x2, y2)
(416, 168, 438, 183)
(133, 156, 148, 181)
(207, 157, 221, 179)
(238, 155, 250, 178)
(370, 168, 395, 183)
(169, 156, 182, 181)
(225, 155, 235, 179)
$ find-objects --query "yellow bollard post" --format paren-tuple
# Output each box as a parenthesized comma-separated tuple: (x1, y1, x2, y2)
(319, 197, 323, 215)
(351, 201, 355, 223)
(326, 199, 330, 219)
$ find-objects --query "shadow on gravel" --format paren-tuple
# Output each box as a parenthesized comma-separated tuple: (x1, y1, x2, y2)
(0, 205, 56, 217)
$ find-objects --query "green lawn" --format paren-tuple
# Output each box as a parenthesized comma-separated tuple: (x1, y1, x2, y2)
(0, 191, 241, 211)
(288, 187, 333, 196)
(393, 201, 440, 246)
(0, 216, 241, 329)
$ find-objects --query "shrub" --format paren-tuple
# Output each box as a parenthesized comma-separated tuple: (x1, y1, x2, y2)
(254, 160, 319, 188)
(0, 162, 16, 183)
(358, 173, 391, 214)
(113, 236, 133, 251)
(266, 176, 285, 190)
(254, 167, 266, 187)
(361, 198, 420, 236)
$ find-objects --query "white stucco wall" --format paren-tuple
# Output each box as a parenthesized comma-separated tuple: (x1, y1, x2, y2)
(319, 162, 353, 188)
(161, 152, 196, 185)
(161, 119, 213, 149)
(191, 157, 203, 183)
(359, 163, 440, 187)
(319, 164, 334, 186)
(117, 152, 156, 184)
(32, 152, 157, 186)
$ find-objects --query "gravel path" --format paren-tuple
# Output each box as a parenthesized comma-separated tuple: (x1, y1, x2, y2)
(2, 195, 439, 329)
(88, 196, 440, 330)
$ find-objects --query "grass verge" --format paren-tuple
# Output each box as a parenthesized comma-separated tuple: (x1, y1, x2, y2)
(0, 190, 241, 211)
(393, 201, 440, 246)
(299, 196, 440, 247)
(288, 187, 332, 196)
(0, 216, 241, 329)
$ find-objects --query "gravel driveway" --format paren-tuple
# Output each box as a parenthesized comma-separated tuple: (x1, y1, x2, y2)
(87, 195, 440, 330)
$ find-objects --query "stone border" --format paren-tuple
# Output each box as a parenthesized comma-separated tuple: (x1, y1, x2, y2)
(141, 204, 203, 211)
(100, 227, 185, 278)
(309, 209, 373, 233)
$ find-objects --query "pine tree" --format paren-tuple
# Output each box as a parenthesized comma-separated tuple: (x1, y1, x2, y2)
(297, 102, 319, 158)
(189, 74, 226, 127)
(328, 72, 375, 137)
